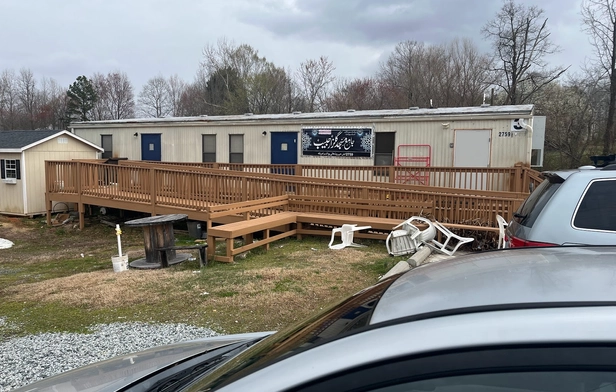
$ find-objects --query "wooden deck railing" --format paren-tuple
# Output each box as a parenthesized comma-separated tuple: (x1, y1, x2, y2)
(46, 160, 531, 231)
(135, 161, 543, 193)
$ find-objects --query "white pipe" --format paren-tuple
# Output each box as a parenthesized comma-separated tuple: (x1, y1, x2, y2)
(115, 224, 123, 257)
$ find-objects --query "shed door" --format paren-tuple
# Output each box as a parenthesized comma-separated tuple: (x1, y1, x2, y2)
(453, 130, 491, 167)
(141, 134, 161, 161)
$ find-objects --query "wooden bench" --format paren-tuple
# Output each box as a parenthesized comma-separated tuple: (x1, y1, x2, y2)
(295, 213, 402, 241)
(207, 211, 298, 263)
(156, 243, 208, 268)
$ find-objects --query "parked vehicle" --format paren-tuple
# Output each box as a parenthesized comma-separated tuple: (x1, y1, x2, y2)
(16, 247, 616, 392)
(506, 165, 616, 247)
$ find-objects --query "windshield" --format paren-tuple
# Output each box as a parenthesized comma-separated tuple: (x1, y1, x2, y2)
(187, 276, 398, 391)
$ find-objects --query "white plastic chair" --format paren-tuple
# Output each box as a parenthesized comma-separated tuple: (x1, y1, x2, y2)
(496, 214, 509, 249)
(386, 216, 436, 256)
(328, 224, 371, 250)
(427, 221, 474, 256)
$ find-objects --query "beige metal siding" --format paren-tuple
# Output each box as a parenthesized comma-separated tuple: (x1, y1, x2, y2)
(71, 111, 533, 167)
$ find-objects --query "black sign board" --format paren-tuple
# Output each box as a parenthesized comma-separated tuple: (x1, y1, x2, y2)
(301, 127, 373, 157)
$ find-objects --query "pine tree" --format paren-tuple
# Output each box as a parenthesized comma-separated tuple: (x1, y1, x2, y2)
(66, 75, 98, 122)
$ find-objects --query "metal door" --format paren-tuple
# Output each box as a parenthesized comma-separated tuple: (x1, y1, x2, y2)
(141, 134, 161, 161)
(453, 130, 491, 167)
(271, 132, 297, 165)
(270, 132, 297, 176)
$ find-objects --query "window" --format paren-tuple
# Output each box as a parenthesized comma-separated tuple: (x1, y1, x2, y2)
(0, 159, 20, 181)
(531, 148, 543, 167)
(573, 179, 616, 232)
(202, 135, 216, 163)
(101, 135, 112, 159)
(514, 176, 562, 228)
(229, 134, 244, 163)
(297, 346, 616, 392)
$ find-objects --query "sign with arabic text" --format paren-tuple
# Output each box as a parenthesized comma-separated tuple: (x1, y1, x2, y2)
(301, 127, 373, 157)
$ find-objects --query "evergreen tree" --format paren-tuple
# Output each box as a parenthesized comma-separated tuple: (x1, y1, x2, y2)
(66, 75, 98, 122)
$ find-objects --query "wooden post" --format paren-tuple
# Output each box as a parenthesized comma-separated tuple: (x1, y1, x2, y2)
(150, 168, 156, 209)
(46, 198, 52, 226)
(78, 202, 85, 230)
(513, 163, 523, 193)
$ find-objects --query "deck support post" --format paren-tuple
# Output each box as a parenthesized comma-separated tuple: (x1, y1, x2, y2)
(45, 198, 52, 226)
(78, 202, 85, 230)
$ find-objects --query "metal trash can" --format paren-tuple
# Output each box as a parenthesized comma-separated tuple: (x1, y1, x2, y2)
(187, 221, 203, 239)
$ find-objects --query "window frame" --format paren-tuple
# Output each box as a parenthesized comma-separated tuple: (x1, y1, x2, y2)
(101, 134, 113, 159)
(0, 158, 20, 181)
(202, 134, 216, 163)
(229, 134, 244, 164)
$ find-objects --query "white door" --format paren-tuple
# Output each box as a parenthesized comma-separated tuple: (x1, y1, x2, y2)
(454, 130, 491, 167)
(453, 130, 491, 190)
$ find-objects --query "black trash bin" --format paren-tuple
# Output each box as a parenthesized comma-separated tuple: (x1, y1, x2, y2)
(187, 221, 203, 239)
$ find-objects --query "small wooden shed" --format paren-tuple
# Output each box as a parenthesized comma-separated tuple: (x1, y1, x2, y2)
(0, 130, 103, 216)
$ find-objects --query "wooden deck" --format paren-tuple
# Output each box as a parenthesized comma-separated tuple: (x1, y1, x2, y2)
(44, 160, 536, 240)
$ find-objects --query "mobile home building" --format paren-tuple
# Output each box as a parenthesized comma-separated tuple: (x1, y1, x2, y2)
(70, 104, 541, 168)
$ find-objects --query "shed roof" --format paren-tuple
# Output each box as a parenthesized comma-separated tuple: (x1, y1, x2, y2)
(0, 130, 104, 152)
(0, 130, 59, 149)
(70, 104, 535, 127)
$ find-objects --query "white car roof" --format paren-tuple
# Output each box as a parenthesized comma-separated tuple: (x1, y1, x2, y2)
(371, 247, 616, 324)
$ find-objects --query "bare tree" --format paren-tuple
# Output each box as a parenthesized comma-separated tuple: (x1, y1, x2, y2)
(325, 77, 387, 111)
(482, 0, 569, 105)
(106, 71, 135, 119)
(138, 75, 171, 118)
(582, 0, 616, 153)
(296, 56, 335, 112)
(90, 72, 110, 120)
(17, 68, 37, 129)
(166, 74, 186, 117)
(378, 39, 492, 109)
(446, 39, 496, 106)
(537, 75, 606, 169)
(37, 77, 68, 129)
(0, 69, 19, 130)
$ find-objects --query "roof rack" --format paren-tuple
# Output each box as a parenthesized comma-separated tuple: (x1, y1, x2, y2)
(590, 154, 616, 167)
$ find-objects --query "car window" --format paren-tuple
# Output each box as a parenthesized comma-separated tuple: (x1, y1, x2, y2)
(573, 179, 616, 232)
(294, 345, 616, 392)
(514, 177, 562, 228)
(370, 371, 616, 392)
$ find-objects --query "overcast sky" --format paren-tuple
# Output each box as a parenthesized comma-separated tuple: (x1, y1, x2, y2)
(0, 0, 594, 93)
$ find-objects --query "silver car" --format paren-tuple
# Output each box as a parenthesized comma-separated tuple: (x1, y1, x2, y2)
(16, 247, 616, 391)
(506, 165, 616, 247)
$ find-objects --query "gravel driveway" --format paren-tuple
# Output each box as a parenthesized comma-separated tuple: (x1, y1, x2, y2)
(0, 320, 218, 391)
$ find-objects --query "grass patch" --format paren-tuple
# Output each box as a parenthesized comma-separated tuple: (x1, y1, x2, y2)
(0, 216, 395, 340)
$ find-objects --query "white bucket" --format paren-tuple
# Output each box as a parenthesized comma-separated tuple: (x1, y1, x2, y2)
(111, 255, 129, 272)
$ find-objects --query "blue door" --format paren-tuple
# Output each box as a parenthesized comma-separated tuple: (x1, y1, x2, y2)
(271, 132, 297, 174)
(141, 134, 161, 161)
